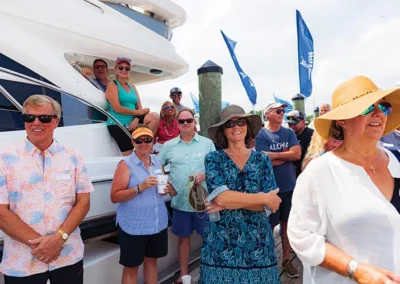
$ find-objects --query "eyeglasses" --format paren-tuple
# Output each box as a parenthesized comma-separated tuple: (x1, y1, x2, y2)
(134, 137, 153, 144)
(275, 109, 284, 114)
(94, 65, 107, 70)
(224, 119, 247, 128)
(22, 114, 57, 123)
(286, 116, 300, 122)
(170, 93, 182, 97)
(117, 66, 131, 71)
(117, 57, 131, 62)
(361, 102, 392, 116)
(163, 105, 175, 111)
(178, 118, 194, 124)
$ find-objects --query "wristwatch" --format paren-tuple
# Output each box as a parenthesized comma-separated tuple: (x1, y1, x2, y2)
(57, 229, 69, 241)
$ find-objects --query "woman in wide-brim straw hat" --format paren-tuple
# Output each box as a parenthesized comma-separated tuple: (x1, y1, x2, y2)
(198, 105, 282, 284)
(288, 76, 400, 284)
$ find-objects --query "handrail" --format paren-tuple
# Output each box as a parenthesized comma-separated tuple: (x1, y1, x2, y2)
(0, 85, 23, 111)
(0, 67, 131, 138)
(84, 0, 104, 14)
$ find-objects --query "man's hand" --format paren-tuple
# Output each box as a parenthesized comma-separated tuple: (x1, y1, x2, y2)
(265, 151, 279, 160)
(193, 173, 205, 185)
(29, 234, 64, 263)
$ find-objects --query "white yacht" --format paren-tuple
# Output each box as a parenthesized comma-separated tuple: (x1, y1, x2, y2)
(0, 0, 202, 283)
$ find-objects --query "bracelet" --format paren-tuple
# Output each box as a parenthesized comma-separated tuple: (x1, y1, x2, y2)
(137, 185, 141, 194)
(347, 259, 359, 281)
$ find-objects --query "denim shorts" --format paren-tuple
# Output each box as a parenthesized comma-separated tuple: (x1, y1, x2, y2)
(171, 208, 209, 238)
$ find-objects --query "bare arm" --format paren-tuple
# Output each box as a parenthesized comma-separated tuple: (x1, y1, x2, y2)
(264, 145, 301, 161)
(132, 84, 143, 110)
(272, 160, 285, 166)
(110, 161, 137, 203)
(58, 193, 90, 235)
(0, 204, 41, 248)
(105, 82, 145, 116)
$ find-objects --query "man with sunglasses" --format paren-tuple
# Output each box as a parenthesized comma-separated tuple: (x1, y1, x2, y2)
(0, 95, 93, 284)
(159, 109, 215, 283)
(170, 87, 188, 112)
(92, 59, 110, 92)
(255, 102, 301, 278)
(286, 110, 314, 177)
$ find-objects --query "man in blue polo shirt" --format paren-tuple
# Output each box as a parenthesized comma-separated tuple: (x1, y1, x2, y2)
(255, 102, 301, 278)
(160, 109, 215, 282)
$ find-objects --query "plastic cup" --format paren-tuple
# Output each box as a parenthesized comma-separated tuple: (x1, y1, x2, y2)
(157, 174, 168, 194)
(181, 275, 191, 284)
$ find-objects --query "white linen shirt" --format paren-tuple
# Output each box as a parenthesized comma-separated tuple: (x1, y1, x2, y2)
(288, 148, 400, 284)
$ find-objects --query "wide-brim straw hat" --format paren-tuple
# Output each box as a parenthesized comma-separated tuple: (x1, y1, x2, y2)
(315, 76, 400, 141)
(208, 104, 262, 144)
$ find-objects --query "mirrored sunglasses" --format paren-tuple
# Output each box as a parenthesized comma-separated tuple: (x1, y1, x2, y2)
(361, 102, 392, 116)
(163, 105, 175, 111)
(22, 114, 57, 123)
(117, 66, 131, 71)
(134, 137, 153, 144)
(178, 118, 194, 124)
(224, 119, 247, 128)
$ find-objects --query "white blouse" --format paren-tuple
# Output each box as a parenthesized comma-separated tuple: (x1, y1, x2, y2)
(288, 148, 400, 284)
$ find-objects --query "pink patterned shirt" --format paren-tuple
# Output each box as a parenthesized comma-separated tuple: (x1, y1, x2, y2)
(0, 139, 94, 277)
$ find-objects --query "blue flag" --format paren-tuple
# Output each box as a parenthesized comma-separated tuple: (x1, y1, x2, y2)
(296, 10, 314, 97)
(221, 30, 257, 105)
(191, 93, 230, 114)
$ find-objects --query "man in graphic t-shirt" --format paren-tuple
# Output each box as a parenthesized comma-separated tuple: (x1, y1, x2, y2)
(255, 102, 301, 278)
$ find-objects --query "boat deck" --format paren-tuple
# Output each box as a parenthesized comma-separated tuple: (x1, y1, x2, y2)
(162, 227, 304, 283)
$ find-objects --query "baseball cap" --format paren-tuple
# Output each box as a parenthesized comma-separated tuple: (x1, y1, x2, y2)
(264, 102, 288, 112)
(115, 57, 131, 65)
(170, 87, 182, 94)
(93, 59, 108, 67)
(286, 110, 305, 124)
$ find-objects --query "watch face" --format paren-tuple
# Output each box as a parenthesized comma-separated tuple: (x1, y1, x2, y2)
(62, 233, 68, 240)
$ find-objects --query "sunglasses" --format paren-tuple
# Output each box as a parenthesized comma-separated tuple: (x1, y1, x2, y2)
(275, 109, 284, 114)
(22, 114, 57, 123)
(224, 119, 247, 128)
(163, 105, 175, 111)
(134, 137, 153, 144)
(117, 66, 131, 71)
(286, 116, 300, 122)
(94, 65, 107, 70)
(178, 118, 194, 124)
(361, 102, 392, 116)
(170, 93, 182, 97)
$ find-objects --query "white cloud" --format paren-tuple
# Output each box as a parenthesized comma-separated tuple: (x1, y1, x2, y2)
(139, 0, 400, 115)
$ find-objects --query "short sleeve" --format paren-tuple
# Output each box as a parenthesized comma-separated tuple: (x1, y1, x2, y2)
(0, 160, 9, 204)
(209, 140, 216, 152)
(205, 152, 229, 201)
(287, 168, 327, 266)
(259, 153, 277, 193)
(74, 150, 94, 194)
(159, 143, 169, 166)
(288, 128, 299, 148)
(255, 130, 267, 152)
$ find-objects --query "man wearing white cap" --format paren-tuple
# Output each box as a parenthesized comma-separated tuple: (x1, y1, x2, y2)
(255, 102, 301, 278)
(170, 87, 188, 112)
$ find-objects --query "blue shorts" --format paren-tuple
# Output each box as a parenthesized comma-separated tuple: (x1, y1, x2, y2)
(269, 191, 293, 228)
(171, 208, 208, 238)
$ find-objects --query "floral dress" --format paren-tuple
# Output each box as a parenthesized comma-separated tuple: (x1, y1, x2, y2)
(199, 150, 280, 284)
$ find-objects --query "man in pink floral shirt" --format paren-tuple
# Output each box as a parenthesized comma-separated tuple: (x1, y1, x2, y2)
(0, 95, 94, 284)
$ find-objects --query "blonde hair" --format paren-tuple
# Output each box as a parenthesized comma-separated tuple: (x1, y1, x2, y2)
(301, 132, 326, 171)
(114, 63, 131, 82)
(22, 95, 62, 119)
(160, 101, 177, 119)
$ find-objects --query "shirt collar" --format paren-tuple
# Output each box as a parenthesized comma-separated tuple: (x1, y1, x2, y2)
(24, 138, 61, 156)
(132, 151, 157, 167)
(177, 132, 200, 144)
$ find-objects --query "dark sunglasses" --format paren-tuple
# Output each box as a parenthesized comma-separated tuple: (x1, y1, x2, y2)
(22, 114, 57, 123)
(163, 105, 175, 111)
(117, 66, 131, 71)
(134, 137, 153, 144)
(170, 93, 182, 97)
(361, 102, 392, 116)
(224, 119, 247, 128)
(94, 65, 107, 69)
(286, 116, 300, 122)
(178, 118, 194, 124)
(275, 109, 284, 114)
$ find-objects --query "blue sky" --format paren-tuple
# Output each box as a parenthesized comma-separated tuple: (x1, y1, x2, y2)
(139, 0, 400, 114)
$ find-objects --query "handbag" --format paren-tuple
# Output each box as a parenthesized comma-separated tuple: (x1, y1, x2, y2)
(187, 175, 208, 213)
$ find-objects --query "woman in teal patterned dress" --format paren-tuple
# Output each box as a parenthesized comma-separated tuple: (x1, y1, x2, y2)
(199, 105, 282, 284)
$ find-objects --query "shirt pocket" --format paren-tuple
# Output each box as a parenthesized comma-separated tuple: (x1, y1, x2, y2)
(54, 171, 76, 201)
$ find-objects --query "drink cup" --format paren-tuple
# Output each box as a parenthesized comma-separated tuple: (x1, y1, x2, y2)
(157, 174, 168, 194)
(182, 275, 191, 284)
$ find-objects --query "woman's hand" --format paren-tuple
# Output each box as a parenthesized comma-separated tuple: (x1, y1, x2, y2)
(205, 201, 224, 214)
(164, 183, 177, 197)
(140, 176, 157, 191)
(354, 263, 400, 284)
(137, 108, 150, 116)
(263, 188, 281, 213)
(128, 118, 139, 131)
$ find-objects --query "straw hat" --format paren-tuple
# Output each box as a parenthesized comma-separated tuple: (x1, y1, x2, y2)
(208, 105, 262, 143)
(315, 76, 400, 141)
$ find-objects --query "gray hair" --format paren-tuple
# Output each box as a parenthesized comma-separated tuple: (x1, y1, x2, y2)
(320, 103, 331, 110)
(22, 95, 62, 119)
